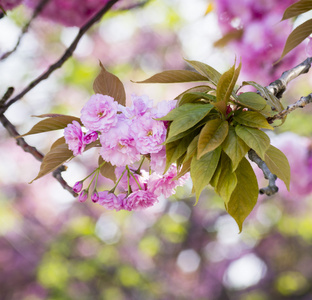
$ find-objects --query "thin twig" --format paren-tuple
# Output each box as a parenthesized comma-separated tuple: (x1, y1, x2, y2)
(0, 113, 77, 196)
(266, 57, 312, 99)
(116, 0, 151, 11)
(268, 92, 312, 122)
(0, 0, 50, 61)
(248, 149, 278, 196)
(0, 0, 120, 114)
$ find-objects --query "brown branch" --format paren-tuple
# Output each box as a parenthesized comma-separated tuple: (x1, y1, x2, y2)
(0, 113, 77, 196)
(116, 0, 151, 11)
(0, 0, 50, 61)
(248, 149, 278, 196)
(0, 0, 120, 113)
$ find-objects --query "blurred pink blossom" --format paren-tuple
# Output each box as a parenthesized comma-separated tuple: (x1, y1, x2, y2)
(0, 0, 22, 10)
(150, 145, 167, 174)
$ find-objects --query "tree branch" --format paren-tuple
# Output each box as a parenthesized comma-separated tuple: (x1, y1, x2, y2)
(0, 0, 120, 113)
(266, 57, 312, 99)
(248, 149, 278, 196)
(0, 113, 77, 196)
(0, 0, 50, 61)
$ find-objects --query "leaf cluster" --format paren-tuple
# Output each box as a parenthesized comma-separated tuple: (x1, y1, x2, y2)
(139, 60, 290, 231)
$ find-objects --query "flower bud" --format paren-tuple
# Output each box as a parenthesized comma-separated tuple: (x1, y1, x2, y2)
(73, 181, 83, 193)
(78, 190, 88, 203)
(91, 190, 99, 203)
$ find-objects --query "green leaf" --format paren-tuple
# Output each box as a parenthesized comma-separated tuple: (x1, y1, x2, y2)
(99, 156, 116, 183)
(166, 104, 214, 140)
(222, 126, 250, 170)
(226, 157, 259, 232)
(179, 92, 217, 106)
(133, 70, 208, 84)
(276, 19, 312, 63)
(216, 62, 241, 115)
(21, 115, 82, 137)
(233, 111, 274, 130)
(175, 158, 191, 180)
(264, 145, 290, 190)
(191, 147, 222, 204)
(215, 152, 237, 205)
(242, 81, 284, 114)
(30, 144, 73, 183)
(165, 123, 203, 144)
(185, 59, 221, 86)
(282, 0, 312, 20)
(183, 135, 199, 163)
(197, 119, 229, 158)
(237, 92, 267, 111)
(175, 85, 213, 102)
(93, 62, 126, 106)
(158, 103, 204, 121)
(235, 125, 270, 160)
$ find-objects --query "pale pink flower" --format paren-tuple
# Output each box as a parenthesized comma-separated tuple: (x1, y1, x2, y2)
(0, 0, 22, 10)
(64, 121, 85, 156)
(98, 191, 124, 211)
(152, 99, 177, 119)
(100, 119, 141, 167)
(131, 115, 167, 154)
(123, 190, 158, 211)
(80, 94, 118, 132)
(119, 94, 153, 119)
(148, 166, 190, 198)
(150, 146, 167, 174)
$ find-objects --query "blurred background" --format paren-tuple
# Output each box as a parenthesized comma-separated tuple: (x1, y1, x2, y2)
(1, 0, 312, 299)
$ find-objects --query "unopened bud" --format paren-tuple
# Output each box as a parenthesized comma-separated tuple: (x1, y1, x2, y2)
(78, 190, 88, 202)
(91, 190, 99, 203)
(73, 181, 83, 193)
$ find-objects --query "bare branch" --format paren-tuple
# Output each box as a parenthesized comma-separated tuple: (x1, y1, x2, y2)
(0, 0, 120, 114)
(248, 149, 278, 196)
(0, 0, 50, 61)
(266, 57, 312, 98)
(0, 113, 77, 196)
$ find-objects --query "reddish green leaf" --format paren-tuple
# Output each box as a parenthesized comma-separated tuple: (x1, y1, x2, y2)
(175, 85, 213, 102)
(214, 29, 244, 47)
(226, 157, 259, 232)
(233, 111, 274, 130)
(50, 137, 66, 150)
(133, 70, 208, 84)
(99, 156, 116, 182)
(282, 0, 312, 21)
(21, 115, 82, 137)
(197, 119, 229, 158)
(93, 62, 126, 106)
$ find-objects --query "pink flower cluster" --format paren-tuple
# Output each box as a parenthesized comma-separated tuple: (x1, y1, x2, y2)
(215, 0, 305, 83)
(2, 0, 110, 27)
(65, 93, 189, 211)
(0, 0, 22, 10)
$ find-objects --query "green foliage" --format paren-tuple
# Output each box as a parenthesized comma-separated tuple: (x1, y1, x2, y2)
(142, 60, 291, 230)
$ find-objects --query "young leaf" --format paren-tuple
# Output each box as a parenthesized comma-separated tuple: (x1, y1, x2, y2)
(237, 92, 267, 111)
(214, 29, 244, 47)
(235, 125, 270, 160)
(166, 104, 214, 140)
(215, 152, 237, 205)
(30, 144, 73, 183)
(276, 19, 312, 63)
(191, 147, 222, 204)
(133, 70, 208, 84)
(233, 111, 274, 130)
(158, 103, 203, 121)
(175, 158, 191, 180)
(185, 59, 221, 86)
(222, 126, 250, 170)
(165, 123, 203, 144)
(226, 157, 259, 232)
(93, 62, 126, 106)
(99, 157, 117, 183)
(183, 134, 199, 163)
(216, 62, 241, 115)
(264, 145, 290, 190)
(282, 0, 312, 21)
(197, 119, 229, 158)
(21, 115, 82, 137)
